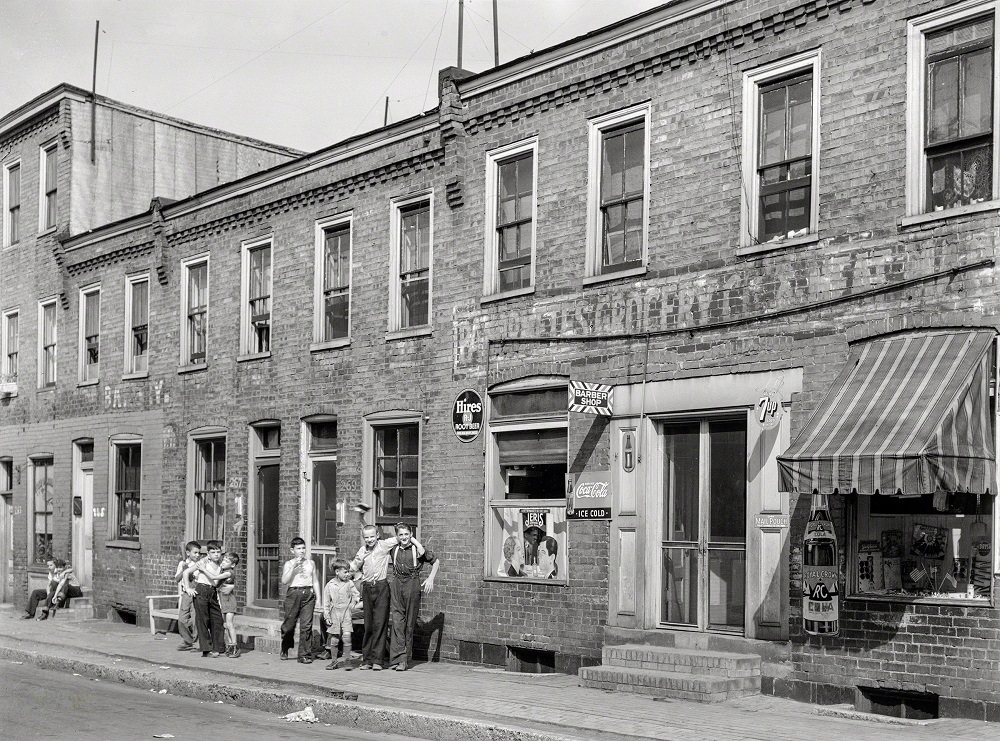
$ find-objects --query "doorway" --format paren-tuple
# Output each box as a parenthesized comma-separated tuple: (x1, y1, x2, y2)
(72, 442, 94, 588)
(659, 417, 747, 633)
(0, 493, 11, 603)
(249, 423, 281, 608)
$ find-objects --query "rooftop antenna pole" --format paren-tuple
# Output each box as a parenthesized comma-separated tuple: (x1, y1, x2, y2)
(383, 96, 390, 127)
(457, 0, 464, 68)
(91, 20, 99, 164)
(493, 0, 499, 67)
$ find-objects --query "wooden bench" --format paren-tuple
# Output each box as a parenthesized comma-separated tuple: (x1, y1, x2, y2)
(146, 594, 181, 636)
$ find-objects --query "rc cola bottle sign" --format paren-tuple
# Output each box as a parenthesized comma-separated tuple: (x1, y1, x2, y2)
(802, 489, 839, 636)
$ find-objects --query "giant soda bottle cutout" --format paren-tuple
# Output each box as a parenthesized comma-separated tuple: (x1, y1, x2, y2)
(803, 490, 839, 636)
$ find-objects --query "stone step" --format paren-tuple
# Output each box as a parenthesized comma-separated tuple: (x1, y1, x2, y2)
(579, 664, 760, 702)
(603, 644, 761, 678)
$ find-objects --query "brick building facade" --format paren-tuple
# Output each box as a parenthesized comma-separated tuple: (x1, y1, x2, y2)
(3, 0, 1000, 721)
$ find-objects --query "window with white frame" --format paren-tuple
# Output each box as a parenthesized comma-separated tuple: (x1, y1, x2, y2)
(78, 285, 100, 383)
(486, 378, 569, 583)
(389, 195, 432, 331)
(38, 298, 57, 388)
(1, 309, 17, 386)
(314, 216, 352, 344)
(484, 140, 537, 296)
(111, 439, 141, 541)
(907, 1, 998, 216)
(741, 51, 820, 248)
(124, 274, 149, 375)
(30, 457, 54, 564)
(363, 413, 421, 536)
(586, 104, 650, 277)
(241, 237, 272, 355)
(190, 435, 226, 542)
(180, 255, 209, 366)
(3, 161, 20, 247)
(39, 142, 57, 232)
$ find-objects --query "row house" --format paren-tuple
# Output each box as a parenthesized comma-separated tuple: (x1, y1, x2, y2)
(3, 0, 1000, 720)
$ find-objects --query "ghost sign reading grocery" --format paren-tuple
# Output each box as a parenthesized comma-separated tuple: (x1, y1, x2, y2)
(569, 381, 613, 416)
(452, 389, 484, 443)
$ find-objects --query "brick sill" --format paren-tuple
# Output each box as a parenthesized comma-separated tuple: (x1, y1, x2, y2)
(77, 379, 99, 388)
(310, 337, 351, 353)
(121, 371, 148, 381)
(386, 326, 433, 342)
(178, 363, 208, 375)
(105, 540, 141, 551)
(737, 232, 819, 257)
(847, 594, 993, 608)
(237, 352, 271, 363)
(581, 265, 647, 287)
(480, 286, 535, 306)
(483, 577, 567, 587)
(897, 199, 1000, 230)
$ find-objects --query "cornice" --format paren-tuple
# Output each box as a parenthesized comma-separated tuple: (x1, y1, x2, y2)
(65, 241, 155, 277)
(0, 109, 60, 154)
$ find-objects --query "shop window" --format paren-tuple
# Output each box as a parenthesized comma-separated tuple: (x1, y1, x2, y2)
(907, 2, 998, 216)
(39, 141, 57, 232)
(30, 458, 53, 563)
(78, 285, 100, 383)
(3, 160, 20, 247)
(306, 418, 339, 587)
(124, 274, 149, 375)
(240, 237, 272, 355)
(191, 437, 226, 541)
(484, 139, 537, 296)
(314, 216, 352, 345)
(38, 298, 57, 388)
(111, 441, 141, 541)
(486, 379, 568, 583)
(1, 308, 17, 388)
(180, 255, 209, 367)
(389, 194, 432, 332)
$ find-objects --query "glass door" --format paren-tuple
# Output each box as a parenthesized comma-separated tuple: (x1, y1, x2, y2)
(661, 418, 747, 632)
(254, 463, 280, 606)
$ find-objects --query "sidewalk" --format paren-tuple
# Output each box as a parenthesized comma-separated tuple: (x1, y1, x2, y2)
(0, 607, 995, 741)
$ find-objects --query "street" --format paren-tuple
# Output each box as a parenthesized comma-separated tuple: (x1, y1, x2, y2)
(0, 662, 412, 741)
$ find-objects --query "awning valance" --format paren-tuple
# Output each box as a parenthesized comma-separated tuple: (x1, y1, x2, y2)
(778, 330, 996, 497)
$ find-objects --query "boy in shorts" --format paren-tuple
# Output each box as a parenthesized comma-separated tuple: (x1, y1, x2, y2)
(323, 558, 360, 669)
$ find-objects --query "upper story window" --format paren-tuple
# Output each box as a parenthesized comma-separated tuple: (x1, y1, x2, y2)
(38, 298, 57, 388)
(314, 216, 352, 345)
(484, 140, 537, 297)
(180, 255, 209, 367)
(586, 104, 650, 279)
(39, 141, 58, 232)
(907, 2, 999, 216)
(389, 194, 432, 332)
(741, 50, 821, 251)
(125, 274, 149, 376)
(78, 285, 100, 383)
(3, 161, 20, 247)
(241, 237, 272, 356)
(1, 309, 17, 387)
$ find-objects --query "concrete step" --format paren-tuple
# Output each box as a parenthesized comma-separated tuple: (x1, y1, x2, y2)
(603, 644, 761, 678)
(579, 664, 760, 702)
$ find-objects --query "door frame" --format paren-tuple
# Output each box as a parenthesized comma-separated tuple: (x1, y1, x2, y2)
(0, 492, 11, 603)
(71, 440, 94, 589)
(247, 422, 281, 608)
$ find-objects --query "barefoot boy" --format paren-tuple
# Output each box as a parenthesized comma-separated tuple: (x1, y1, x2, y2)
(323, 558, 360, 669)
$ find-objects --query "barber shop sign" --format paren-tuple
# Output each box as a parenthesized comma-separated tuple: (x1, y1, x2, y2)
(452, 389, 484, 443)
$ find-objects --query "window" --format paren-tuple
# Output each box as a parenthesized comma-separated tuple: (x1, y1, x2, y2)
(365, 416, 421, 534)
(112, 441, 141, 541)
(586, 104, 650, 278)
(78, 285, 100, 383)
(193, 438, 226, 541)
(3, 161, 20, 246)
(30, 458, 53, 563)
(484, 140, 537, 296)
(389, 194, 432, 332)
(486, 378, 569, 583)
(241, 238, 272, 355)
(314, 216, 352, 345)
(1, 309, 17, 388)
(741, 51, 820, 249)
(0, 459, 11, 495)
(180, 255, 209, 367)
(38, 298, 57, 388)
(39, 142, 57, 232)
(124, 275, 149, 375)
(306, 418, 340, 587)
(907, 2, 999, 216)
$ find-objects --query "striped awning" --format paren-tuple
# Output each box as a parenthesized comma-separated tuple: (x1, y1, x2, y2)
(778, 330, 996, 497)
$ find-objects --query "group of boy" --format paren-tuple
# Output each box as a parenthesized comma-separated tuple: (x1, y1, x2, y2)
(174, 540, 241, 658)
(21, 557, 82, 620)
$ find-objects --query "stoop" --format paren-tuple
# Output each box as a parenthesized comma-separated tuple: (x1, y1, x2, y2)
(579, 643, 762, 702)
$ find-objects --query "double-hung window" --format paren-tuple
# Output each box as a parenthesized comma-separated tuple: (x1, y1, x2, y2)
(38, 298, 57, 388)
(111, 440, 141, 541)
(39, 142, 57, 232)
(365, 416, 421, 535)
(30, 457, 54, 563)
(484, 140, 537, 297)
(1, 309, 17, 388)
(180, 255, 209, 367)
(240, 238, 272, 356)
(125, 274, 149, 375)
(314, 216, 352, 346)
(586, 104, 650, 278)
(908, 2, 999, 216)
(741, 51, 820, 250)
(3, 161, 20, 247)
(78, 285, 100, 383)
(389, 194, 432, 332)
(192, 436, 226, 541)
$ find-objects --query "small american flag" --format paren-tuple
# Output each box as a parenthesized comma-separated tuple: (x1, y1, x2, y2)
(909, 565, 927, 583)
(940, 571, 957, 590)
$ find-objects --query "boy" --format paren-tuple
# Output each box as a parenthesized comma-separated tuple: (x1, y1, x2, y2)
(22, 557, 57, 620)
(323, 558, 360, 669)
(387, 523, 439, 672)
(217, 552, 241, 658)
(47, 559, 83, 616)
(183, 539, 226, 657)
(173, 541, 201, 650)
(280, 536, 323, 664)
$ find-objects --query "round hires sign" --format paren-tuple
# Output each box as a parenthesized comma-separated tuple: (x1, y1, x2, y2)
(452, 389, 484, 443)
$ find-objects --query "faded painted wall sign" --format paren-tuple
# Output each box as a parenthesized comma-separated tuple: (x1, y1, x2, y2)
(104, 379, 169, 410)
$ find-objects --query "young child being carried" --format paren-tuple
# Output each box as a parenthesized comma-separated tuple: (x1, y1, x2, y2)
(217, 552, 241, 658)
(323, 558, 360, 670)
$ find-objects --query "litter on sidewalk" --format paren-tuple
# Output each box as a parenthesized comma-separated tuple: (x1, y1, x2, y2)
(282, 705, 318, 723)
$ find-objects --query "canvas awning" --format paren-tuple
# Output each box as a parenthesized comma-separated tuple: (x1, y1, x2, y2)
(778, 330, 996, 496)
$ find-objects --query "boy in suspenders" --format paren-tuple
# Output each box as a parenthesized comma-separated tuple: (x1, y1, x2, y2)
(387, 523, 439, 671)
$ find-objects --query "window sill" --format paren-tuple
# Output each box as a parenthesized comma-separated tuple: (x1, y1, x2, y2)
(386, 326, 433, 342)
(897, 200, 1000, 230)
(121, 371, 148, 381)
(847, 592, 992, 607)
(178, 363, 208, 375)
(483, 576, 567, 586)
(37, 385, 55, 393)
(737, 232, 819, 257)
(310, 337, 351, 353)
(237, 351, 271, 363)
(105, 539, 141, 551)
(38, 226, 57, 237)
(77, 379, 99, 388)
(480, 286, 535, 306)
(582, 265, 647, 287)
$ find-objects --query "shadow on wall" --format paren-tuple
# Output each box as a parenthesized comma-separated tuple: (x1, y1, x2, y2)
(413, 612, 444, 662)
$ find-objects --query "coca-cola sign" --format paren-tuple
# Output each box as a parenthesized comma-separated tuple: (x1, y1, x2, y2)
(567, 471, 611, 520)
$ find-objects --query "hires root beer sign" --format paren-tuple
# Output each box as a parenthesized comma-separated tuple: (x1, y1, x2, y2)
(567, 471, 611, 520)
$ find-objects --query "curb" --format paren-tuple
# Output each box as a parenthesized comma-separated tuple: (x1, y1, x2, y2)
(0, 643, 585, 741)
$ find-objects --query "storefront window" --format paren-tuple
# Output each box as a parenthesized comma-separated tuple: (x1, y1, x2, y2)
(486, 378, 568, 583)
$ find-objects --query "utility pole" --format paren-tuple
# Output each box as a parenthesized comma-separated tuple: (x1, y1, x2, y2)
(493, 0, 499, 67)
(457, 0, 464, 68)
(91, 20, 99, 164)
(383, 96, 390, 127)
